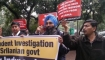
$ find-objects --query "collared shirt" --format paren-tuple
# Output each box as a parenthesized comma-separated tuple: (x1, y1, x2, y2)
(12, 31, 20, 36)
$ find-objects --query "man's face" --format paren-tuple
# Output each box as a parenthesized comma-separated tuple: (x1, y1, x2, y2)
(83, 22, 96, 35)
(11, 25, 20, 33)
(45, 20, 54, 29)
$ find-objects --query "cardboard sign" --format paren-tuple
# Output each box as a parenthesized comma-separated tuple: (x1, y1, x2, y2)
(0, 35, 60, 60)
(57, 0, 81, 20)
(13, 19, 27, 29)
(38, 12, 57, 26)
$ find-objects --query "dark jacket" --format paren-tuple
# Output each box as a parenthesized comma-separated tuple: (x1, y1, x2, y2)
(10, 31, 26, 36)
(63, 33, 105, 60)
(43, 28, 69, 60)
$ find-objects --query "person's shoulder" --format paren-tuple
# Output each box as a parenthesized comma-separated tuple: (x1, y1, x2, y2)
(56, 28, 63, 35)
(74, 35, 84, 41)
(96, 34, 105, 41)
(19, 31, 26, 35)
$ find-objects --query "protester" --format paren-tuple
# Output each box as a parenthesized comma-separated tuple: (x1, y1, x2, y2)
(35, 14, 69, 60)
(62, 19, 105, 60)
(25, 29, 29, 36)
(10, 22, 26, 36)
(21, 29, 30, 36)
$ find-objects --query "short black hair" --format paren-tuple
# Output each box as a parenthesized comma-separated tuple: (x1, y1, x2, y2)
(84, 19, 98, 27)
(11, 22, 20, 27)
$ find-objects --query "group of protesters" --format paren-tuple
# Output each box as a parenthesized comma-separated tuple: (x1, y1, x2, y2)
(0, 14, 105, 60)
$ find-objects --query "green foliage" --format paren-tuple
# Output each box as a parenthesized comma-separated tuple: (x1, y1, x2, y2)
(35, 0, 65, 14)
(29, 18, 38, 34)
(0, 0, 65, 34)
(0, 0, 105, 34)
(2, 25, 11, 36)
(82, 0, 105, 22)
(81, 0, 105, 31)
(4, 8, 14, 26)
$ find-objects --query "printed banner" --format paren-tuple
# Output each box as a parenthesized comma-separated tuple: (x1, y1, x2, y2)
(57, 0, 81, 20)
(0, 35, 60, 60)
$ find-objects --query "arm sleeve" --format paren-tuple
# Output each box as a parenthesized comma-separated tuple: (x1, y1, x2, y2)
(62, 32, 79, 50)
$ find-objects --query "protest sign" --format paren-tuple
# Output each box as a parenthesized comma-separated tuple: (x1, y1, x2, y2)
(57, 0, 81, 20)
(0, 35, 59, 60)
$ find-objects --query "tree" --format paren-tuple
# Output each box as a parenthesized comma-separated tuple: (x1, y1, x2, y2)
(82, 0, 105, 23)
(0, 0, 65, 34)
(79, 0, 105, 32)
(35, 0, 65, 13)
(0, 0, 42, 30)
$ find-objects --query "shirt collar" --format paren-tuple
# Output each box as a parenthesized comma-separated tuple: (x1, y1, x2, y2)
(83, 33, 102, 42)
(12, 31, 20, 36)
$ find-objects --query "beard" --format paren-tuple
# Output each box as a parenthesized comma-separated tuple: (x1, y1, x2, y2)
(45, 26, 56, 35)
(46, 26, 54, 30)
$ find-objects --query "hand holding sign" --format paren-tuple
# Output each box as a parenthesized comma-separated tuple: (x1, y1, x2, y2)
(58, 36, 63, 44)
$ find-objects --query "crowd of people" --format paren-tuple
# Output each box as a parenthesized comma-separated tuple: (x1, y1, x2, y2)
(0, 14, 105, 60)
